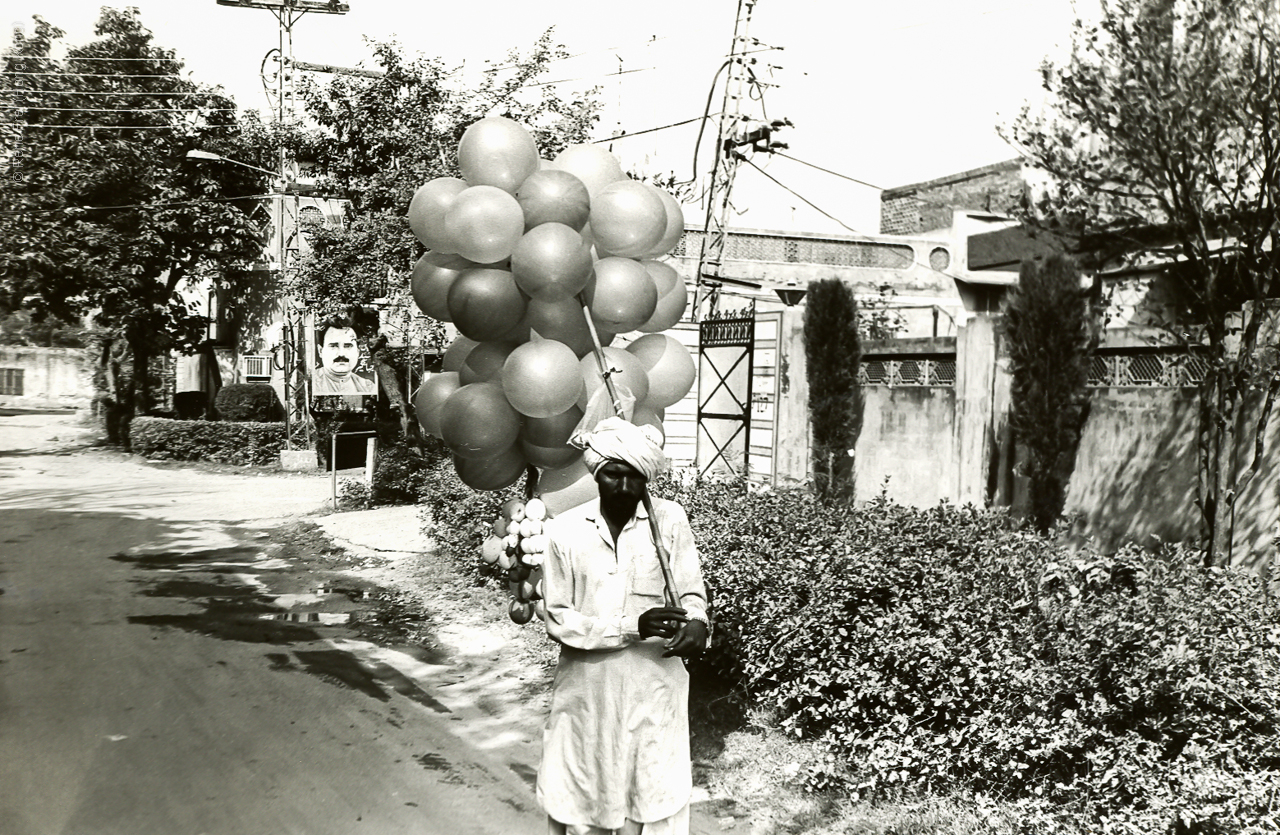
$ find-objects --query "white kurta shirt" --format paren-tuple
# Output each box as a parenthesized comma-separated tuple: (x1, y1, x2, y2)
(537, 497, 708, 829)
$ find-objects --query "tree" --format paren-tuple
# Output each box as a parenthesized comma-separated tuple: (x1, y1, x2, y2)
(1005, 0, 1280, 563)
(0, 10, 268, 443)
(1004, 255, 1096, 532)
(285, 31, 603, 440)
(804, 279, 863, 504)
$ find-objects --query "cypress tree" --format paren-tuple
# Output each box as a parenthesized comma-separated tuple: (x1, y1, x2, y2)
(1005, 254, 1096, 532)
(804, 279, 863, 504)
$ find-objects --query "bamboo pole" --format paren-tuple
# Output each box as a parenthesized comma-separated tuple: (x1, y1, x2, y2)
(578, 295, 680, 608)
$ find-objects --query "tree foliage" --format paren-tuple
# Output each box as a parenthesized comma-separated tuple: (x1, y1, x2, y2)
(1005, 0, 1280, 562)
(804, 279, 863, 504)
(0, 10, 269, 441)
(1004, 255, 1096, 532)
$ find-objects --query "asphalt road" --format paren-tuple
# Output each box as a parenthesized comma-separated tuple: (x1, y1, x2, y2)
(0, 414, 542, 835)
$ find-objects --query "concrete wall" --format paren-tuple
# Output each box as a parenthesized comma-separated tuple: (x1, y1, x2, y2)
(856, 385, 957, 506)
(1066, 388, 1280, 573)
(0, 347, 91, 409)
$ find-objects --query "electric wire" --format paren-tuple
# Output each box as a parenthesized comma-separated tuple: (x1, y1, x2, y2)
(591, 116, 703, 144)
(737, 154, 966, 283)
(0, 192, 275, 218)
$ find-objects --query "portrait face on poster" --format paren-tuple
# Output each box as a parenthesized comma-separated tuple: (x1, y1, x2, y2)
(311, 321, 378, 409)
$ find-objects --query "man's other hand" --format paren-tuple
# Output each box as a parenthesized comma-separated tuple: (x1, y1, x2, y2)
(663, 619, 708, 659)
(639, 607, 688, 640)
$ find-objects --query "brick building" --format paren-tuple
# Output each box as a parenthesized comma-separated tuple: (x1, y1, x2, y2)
(879, 159, 1026, 235)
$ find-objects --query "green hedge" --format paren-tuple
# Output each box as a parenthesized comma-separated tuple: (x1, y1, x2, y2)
(214, 383, 284, 422)
(130, 416, 285, 465)
(419, 470, 1280, 833)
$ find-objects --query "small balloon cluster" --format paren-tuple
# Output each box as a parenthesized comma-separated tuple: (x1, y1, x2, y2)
(409, 116, 695, 515)
(479, 497, 548, 624)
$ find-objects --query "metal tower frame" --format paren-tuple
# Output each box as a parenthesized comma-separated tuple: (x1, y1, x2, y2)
(215, 0, 349, 450)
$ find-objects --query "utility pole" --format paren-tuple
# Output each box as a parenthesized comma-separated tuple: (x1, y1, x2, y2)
(692, 0, 788, 319)
(215, 0, 349, 452)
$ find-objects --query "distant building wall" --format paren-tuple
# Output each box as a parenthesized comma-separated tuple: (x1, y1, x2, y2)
(0, 347, 91, 409)
(880, 160, 1025, 235)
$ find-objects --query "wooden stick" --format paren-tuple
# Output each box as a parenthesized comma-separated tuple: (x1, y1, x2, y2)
(579, 296, 680, 608)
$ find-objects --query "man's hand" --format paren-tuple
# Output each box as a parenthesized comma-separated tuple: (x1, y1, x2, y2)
(639, 607, 688, 640)
(663, 618, 708, 659)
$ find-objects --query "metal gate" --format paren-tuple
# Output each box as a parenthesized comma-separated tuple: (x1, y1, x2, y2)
(697, 306, 755, 479)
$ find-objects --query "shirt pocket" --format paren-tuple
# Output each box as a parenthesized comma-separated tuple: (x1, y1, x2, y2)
(630, 557, 668, 601)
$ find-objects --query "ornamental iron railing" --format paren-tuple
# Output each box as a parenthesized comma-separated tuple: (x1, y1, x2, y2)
(860, 356, 957, 387)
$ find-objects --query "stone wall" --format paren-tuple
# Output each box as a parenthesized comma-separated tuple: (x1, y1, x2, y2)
(0, 346, 91, 409)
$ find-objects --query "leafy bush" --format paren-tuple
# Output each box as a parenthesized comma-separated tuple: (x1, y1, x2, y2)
(418, 456, 524, 587)
(214, 383, 284, 422)
(418, 465, 1280, 833)
(129, 416, 284, 465)
(654, 476, 1280, 833)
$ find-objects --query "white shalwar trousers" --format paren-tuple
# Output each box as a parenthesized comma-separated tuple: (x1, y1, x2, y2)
(547, 803, 689, 835)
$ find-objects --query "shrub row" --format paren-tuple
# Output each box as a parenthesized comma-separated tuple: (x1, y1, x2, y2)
(660, 477, 1280, 835)
(129, 416, 284, 465)
(416, 466, 1280, 833)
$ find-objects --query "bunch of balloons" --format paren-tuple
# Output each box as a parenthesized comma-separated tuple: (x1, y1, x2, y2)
(409, 117, 696, 516)
(479, 497, 548, 624)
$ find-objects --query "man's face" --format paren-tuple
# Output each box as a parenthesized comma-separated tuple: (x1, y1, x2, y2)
(595, 460, 647, 505)
(320, 326, 360, 375)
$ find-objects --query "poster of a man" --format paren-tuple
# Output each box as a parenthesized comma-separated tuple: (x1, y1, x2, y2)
(312, 315, 377, 398)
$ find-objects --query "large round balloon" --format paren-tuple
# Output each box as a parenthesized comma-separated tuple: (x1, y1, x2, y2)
(521, 439, 583, 469)
(585, 257, 659, 334)
(626, 333, 695, 410)
(412, 371, 461, 438)
(525, 297, 613, 358)
(441, 335, 479, 373)
(516, 169, 591, 231)
(579, 346, 650, 410)
(444, 186, 525, 265)
(643, 187, 686, 258)
(410, 253, 465, 322)
(511, 223, 593, 301)
(454, 445, 527, 491)
(538, 457, 598, 515)
(632, 405, 666, 443)
(408, 177, 466, 252)
(589, 180, 667, 259)
(502, 340, 585, 419)
(636, 260, 688, 332)
(522, 404, 584, 447)
(551, 144, 626, 198)
(439, 382, 521, 460)
(458, 116, 540, 194)
(447, 268, 528, 342)
(459, 341, 518, 385)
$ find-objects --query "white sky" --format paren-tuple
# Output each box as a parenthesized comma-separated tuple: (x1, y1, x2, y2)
(7, 1, 1081, 234)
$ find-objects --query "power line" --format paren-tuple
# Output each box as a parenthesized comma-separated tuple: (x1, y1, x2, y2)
(0, 192, 272, 218)
(0, 72, 190, 78)
(2, 55, 184, 62)
(0, 106, 237, 113)
(9, 122, 242, 130)
(0, 91, 230, 97)
(771, 150, 974, 209)
(737, 154, 965, 283)
(592, 116, 703, 143)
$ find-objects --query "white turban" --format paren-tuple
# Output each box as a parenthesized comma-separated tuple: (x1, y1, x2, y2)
(575, 416, 668, 481)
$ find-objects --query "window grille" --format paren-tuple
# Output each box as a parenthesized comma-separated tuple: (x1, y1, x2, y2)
(0, 368, 22, 396)
(860, 357, 956, 387)
(1088, 351, 1207, 387)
